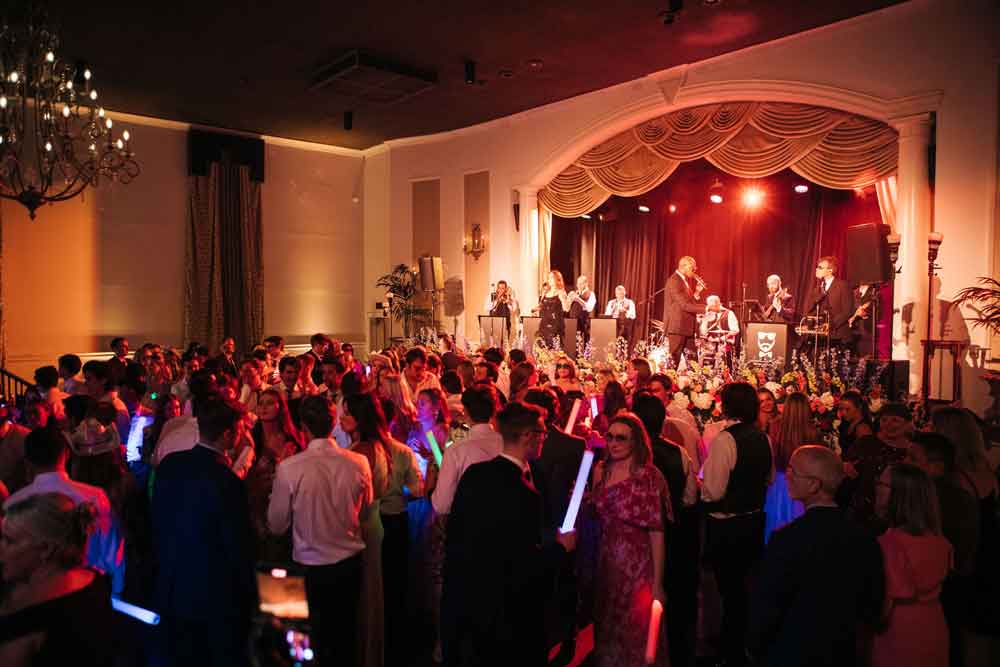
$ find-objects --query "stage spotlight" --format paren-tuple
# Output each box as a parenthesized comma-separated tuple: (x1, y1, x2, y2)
(668, 204, 677, 213)
(581, 213, 592, 220)
(638, 204, 650, 213)
(709, 178, 724, 204)
(794, 183, 809, 194)
(742, 187, 764, 209)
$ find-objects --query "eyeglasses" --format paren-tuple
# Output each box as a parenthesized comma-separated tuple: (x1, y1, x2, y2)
(556, 363, 572, 370)
(606, 433, 632, 442)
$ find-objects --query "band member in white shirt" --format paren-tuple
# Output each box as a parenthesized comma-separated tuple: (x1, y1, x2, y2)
(700, 295, 740, 367)
(567, 275, 597, 344)
(605, 285, 637, 341)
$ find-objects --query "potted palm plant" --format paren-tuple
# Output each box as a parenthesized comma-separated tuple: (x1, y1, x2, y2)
(955, 277, 1000, 423)
(376, 264, 432, 338)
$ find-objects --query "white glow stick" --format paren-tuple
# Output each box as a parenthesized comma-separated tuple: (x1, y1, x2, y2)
(125, 414, 152, 463)
(445, 439, 454, 449)
(564, 398, 581, 434)
(645, 599, 663, 664)
(590, 396, 599, 418)
(426, 430, 443, 467)
(112, 597, 160, 625)
(560, 449, 594, 534)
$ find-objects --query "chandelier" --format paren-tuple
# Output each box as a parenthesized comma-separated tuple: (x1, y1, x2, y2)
(0, 12, 138, 219)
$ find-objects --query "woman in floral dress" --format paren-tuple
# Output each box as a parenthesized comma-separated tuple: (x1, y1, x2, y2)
(588, 412, 673, 666)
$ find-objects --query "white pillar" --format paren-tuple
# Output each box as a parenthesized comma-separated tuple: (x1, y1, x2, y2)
(518, 188, 540, 311)
(890, 114, 933, 395)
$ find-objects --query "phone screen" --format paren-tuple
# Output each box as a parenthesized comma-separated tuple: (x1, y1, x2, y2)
(257, 567, 309, 620)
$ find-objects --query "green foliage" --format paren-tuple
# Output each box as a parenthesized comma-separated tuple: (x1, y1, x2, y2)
(955, 277, 1000, 336)
(375, 264, 432, 337)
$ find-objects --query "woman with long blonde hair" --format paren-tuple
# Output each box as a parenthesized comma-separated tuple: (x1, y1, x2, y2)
(380, 373, 418, 443)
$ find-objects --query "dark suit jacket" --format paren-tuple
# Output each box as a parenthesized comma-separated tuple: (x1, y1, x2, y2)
(216, 353, 239, 379)
(748, 506, 884, 667)
(532, 425, 586, 543)
(804, 278, 853, 340)
(152, 445, 257, 622)
(763, 292, 796, 324)
(107, 356, 131, 388)
(442, 456, 562, 667)
(664, 272, 704, 336)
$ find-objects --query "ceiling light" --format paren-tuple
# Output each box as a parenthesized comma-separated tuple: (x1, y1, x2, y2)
(794, 184, 809, 194)
(709, 178, 724, 204)
(526, 59, 544, 70)
(742, 186, 765, 210)
(638, 205, 650, 213)
(581, 213, 592, 220)
(668, 204, 677, 213)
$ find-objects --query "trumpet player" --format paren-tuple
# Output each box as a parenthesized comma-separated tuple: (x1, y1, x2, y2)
(664, 255, 706, 367)
(762, 274, 796, 323)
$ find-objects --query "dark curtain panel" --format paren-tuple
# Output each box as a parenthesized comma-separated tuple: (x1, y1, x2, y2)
(552, 161, 883, 343)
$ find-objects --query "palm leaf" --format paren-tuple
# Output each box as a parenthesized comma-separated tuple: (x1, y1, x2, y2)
(955, 277, 1000, 335)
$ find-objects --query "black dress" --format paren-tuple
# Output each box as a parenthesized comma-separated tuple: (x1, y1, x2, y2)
(0, 572, 114, 667)
(537, 294, 566, 348)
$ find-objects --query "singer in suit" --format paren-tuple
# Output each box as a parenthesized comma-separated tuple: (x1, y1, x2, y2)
(803, 256, 853, 342)
(664, 256, 706, 366)
(441, 402, 576, 667)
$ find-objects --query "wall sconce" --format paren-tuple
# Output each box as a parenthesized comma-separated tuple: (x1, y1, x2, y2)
(887, 233, 901, 273)
(464, 223, 487, 261)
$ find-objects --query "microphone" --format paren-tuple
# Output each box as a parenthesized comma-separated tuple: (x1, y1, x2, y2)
(694, 274, 707, 290)
(490, 283, 496, 302)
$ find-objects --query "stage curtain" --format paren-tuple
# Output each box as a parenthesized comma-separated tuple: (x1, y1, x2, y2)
(184, 161, 263, 355)
(540, 102, 898, 217)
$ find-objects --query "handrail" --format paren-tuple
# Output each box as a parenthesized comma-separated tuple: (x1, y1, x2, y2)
(0, 367, 33, 405)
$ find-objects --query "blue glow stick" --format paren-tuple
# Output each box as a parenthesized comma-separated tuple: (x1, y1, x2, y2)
(426, 430, 443, 467)
(112, 597, 160, 625)
(560, 449, 595, 534)
(126, 414, 152, 463)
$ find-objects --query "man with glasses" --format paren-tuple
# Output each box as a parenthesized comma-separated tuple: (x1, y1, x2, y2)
(442, 401, 576, 666)
(803, 256, 853, 346)
(749, 446, 884, 667)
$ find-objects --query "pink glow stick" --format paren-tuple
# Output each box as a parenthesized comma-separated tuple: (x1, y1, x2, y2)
(645, 599, 663, 664)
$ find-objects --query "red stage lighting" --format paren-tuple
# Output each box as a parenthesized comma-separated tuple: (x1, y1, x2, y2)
(742, 186, 764, 210)
(668, 204, 677, 213)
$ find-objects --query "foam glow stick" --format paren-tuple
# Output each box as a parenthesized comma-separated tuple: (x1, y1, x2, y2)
(590, 396, 599, 418)
(426, 430, 443, 467)
(560, 449, 594, 534)
(645, 599, 663, 664)
(125, 414, 152, 463)
(564, 398, 582, 434)
(112, 597, 160, 625)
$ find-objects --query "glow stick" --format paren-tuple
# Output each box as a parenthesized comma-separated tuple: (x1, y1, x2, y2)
(125, 414, 152, 463)
(590, 396, 599, 418)
(426, 430, 443, 467)
(564, 398, 581, 434)
(445, 439, 454, 449)
(112, 597, 160, 625)
(559, 449, 594, 534)
(645, 599, 663, 664)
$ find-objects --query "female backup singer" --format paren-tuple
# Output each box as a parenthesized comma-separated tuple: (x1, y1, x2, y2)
(534, 270, 571, 347)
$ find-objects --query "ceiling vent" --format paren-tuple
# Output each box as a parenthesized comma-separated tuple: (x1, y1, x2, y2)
(309, 49, 437, 106)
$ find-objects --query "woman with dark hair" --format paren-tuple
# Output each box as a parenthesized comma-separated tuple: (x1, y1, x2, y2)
(0, 493, 114, 666)
(587, 412, 671, 666)
(873, 463, 952, 667)
(593, 380, 628, 436)
(508, 361, 538, 403)
(837, 389, 873, 457)
(554, 357, 583, 394)
(341, 392, 392, 667)
(627, 358, 653, 395)
(763, 392, 817, 542)
(756, 387, 779, 438)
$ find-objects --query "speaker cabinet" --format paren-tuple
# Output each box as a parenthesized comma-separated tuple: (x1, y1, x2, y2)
(418, 256, 444, 291)
(846, 223, 893, 285)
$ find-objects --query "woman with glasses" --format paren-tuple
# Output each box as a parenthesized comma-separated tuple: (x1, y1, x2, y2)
(554, 357, 583, 394)
(587, 412, 671, 666)
(873, 462, 951, 667)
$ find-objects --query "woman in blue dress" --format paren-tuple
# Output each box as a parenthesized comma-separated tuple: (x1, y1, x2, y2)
(764, 391, 818, 543)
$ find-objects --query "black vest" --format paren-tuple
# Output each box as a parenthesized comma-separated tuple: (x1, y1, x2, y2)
(652, 437, 686, 518)
(704, 421, 772, 515)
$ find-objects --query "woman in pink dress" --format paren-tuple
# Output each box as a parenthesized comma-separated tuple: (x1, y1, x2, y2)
(588, 412, 672, 666)
(873, 462, 953, 667)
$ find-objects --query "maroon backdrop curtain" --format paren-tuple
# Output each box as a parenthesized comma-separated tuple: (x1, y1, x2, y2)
(551, 160, 884, 349)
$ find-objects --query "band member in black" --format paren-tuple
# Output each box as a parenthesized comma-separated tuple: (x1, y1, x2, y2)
(803, 256, 853, 345)
(762, 274, 796, 324)
(485, 280, 519, 333)
(567, 275, 596, 346)
(849, 283, 876, 357)
(534, 270, 571, 349)
(605, 285, 637, 342)
(665, 256, 706, 367)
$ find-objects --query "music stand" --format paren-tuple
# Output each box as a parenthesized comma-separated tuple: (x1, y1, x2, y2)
(478, 315, 510, 351)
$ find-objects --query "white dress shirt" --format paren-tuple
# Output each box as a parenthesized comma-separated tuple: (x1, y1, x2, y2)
(431, 423, 503, 515)
(699, 418, 737, 468)
(700, 428, 774, 519)
(571, 289, 597, 313)
(700, 308, 740, 336)
(268, 438, 373, 566)
(4, 470, 125, 594)
(151, 415, 200, 466)
(823, 276, 834, 292)
(605, 298, 637, 319)
(678, 445, 700, 507)
(402, 371, 441, 398)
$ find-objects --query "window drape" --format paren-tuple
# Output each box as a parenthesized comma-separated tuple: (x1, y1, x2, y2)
(540, 102, 898, 217)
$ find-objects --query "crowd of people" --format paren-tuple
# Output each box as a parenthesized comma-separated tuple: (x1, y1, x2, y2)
(0, 332, 998, 667)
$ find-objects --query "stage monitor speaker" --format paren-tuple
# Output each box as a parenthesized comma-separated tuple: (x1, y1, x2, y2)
(418, 256, 444, 292)
(846, 223, 892, 285)
(443, 277, 464, 317)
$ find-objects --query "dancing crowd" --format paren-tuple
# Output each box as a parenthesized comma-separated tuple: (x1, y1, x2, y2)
(0, 333, 998, 667)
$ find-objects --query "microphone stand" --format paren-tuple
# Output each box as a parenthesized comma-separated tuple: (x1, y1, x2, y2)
(636, 285, 670, 340)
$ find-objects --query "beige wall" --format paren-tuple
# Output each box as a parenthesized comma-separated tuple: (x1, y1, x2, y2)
(464, 171, 490, 333)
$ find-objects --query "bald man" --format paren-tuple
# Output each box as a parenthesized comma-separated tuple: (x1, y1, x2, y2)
(749, 446, 884, 667)
(664, 256, 706, 366)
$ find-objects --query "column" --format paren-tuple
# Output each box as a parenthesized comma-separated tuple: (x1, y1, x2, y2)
(518, 187, 539, 312)
(890, 114, 933, 396)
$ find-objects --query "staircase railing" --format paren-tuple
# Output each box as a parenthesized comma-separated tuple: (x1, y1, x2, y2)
(0, 367, 32, 405)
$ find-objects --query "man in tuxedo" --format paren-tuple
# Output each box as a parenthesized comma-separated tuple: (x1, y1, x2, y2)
(522, 388, 586, 663)
(749, 446, 884, 667)
(664, 256, 706, 367)
(762, 274, 796, 324)
(152, 393, 257, 667)
(803, 256, 853, 344)
(442, 401, 577, 667)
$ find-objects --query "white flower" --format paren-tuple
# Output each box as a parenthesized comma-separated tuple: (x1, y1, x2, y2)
(765, 381, 783, 396)
(672, 392, 690, 410)
(820, 392, 836, 408)
(693, 392, 714, 410)
(677, 375, 690, 390)
(710, 377, 724, 391)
